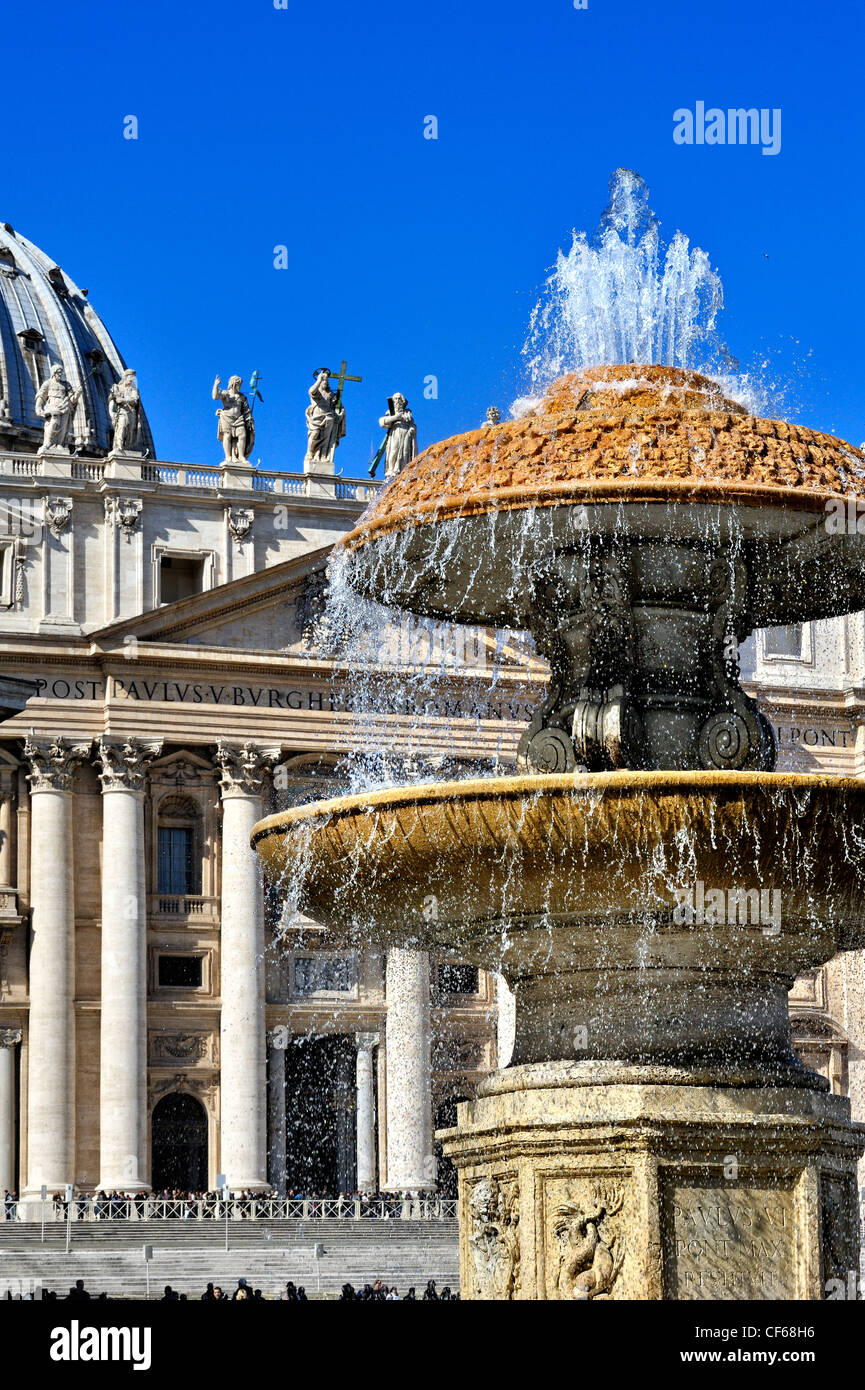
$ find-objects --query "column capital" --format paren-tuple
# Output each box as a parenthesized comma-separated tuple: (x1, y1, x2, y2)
(216, 740, 281, 798)
(23, 733, 91, 791)
(0, 1028, 21, 1048)
(96, 737, 163, 792)
(356, 1031, 380, 1051)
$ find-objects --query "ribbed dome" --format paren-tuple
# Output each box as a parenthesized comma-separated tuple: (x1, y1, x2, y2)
(0, 221, 154, 456)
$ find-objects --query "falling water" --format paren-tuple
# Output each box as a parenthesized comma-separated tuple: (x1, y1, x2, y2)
(520, 169, 731, 398)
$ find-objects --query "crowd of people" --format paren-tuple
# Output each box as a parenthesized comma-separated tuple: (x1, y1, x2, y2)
(3, 1277, 457, 1301)
(339, 1280, 458, 1300)
(3, 1188, 450, 1221)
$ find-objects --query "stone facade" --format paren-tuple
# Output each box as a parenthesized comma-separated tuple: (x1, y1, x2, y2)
(0, 457, 513, 1199)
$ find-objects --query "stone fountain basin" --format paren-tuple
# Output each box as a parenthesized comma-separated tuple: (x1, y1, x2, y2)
(340, 490, 865, 629)
(253, 772, 865, 1071)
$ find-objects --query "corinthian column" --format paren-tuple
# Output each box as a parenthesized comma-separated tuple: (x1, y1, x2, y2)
(96, 738, 162, 1191)
(22, 734, 90, 1195)
(216, 741, 279, 1190)
(0, 1028, 21, 1195)
(384, 949, 434, 1191)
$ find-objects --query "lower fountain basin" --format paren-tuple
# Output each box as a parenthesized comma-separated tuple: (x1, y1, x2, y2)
(252, 771, 865, 1071)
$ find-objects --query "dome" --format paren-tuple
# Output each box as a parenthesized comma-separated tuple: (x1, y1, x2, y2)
(0, 221, 154, 456)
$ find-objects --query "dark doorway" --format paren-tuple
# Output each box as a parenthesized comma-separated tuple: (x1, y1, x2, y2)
(151, 1093, 208, 1190)
(284, 1036, 355, 1194)
(434, 1098, 468, 1198)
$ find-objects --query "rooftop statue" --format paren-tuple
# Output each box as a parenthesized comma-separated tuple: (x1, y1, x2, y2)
(305, 368, 345, 466)
(377, 394, 417, 480)
(34, 364, 79, 453)
(108, 369, 143, 455)
(213, 375, 254, 465)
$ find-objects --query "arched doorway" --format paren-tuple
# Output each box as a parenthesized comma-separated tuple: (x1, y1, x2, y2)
(151, 1093, 208, 1191)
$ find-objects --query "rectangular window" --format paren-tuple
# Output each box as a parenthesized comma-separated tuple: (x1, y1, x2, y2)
(157, 955, 203, 989)
(294, 955, 356, 996)
(438, 963, 479, 996)
(157, 826, 193, 894)
(160, 555, 205, 605)
(763, 624, 805, 659)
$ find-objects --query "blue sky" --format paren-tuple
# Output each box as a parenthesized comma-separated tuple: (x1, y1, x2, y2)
(6, 0, 864, 469)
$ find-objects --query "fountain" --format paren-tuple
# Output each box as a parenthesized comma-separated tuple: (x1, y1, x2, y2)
(252, 180, 865, 1299)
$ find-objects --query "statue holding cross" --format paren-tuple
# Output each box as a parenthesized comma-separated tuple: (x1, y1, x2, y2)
(304, 361, 361, 469)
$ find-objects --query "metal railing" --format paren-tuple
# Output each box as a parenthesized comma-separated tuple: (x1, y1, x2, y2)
(2, 1196, 457, 1223)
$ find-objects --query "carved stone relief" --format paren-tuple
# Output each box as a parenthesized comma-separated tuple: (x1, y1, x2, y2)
(467, 1175, 520, 1300)
(546, 1177, 627, 1299)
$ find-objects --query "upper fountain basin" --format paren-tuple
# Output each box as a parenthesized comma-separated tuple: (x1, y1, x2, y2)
(338, 365, 865, 628)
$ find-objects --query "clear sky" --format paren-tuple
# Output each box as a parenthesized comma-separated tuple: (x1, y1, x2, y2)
(6, 0, 864, 470)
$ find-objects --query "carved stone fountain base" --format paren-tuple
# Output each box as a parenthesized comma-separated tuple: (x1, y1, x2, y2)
(440, 1063, 864, 1300)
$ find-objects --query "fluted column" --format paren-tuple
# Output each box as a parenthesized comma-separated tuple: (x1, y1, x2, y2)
(384, 949, 434, 1191)
(267, 1028, 287, 1193)
(355, 1031, 378, 1192)
(96, 738, 162, 1191)
(22, 734, 90, 1194)
(216, 741, 279, 1189)
(0, 1028, 21, 1195)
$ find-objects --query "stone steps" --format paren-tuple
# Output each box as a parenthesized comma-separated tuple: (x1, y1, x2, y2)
(0, 1222, 460, 1297)
(0, 1219, 458, 1247)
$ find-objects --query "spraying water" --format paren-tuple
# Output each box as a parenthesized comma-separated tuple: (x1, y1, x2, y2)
(520, 169, 732, 401)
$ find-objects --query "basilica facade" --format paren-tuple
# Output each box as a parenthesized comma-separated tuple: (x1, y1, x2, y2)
(0, 218, 862, 1207)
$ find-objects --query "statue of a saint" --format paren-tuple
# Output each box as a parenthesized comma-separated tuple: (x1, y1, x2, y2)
(34, 363, 79, 452)
(108, 369, 142, 454)
(378, 394, 417, 479)
(213, 375, 255, 464)
(305, 369, 345, 465)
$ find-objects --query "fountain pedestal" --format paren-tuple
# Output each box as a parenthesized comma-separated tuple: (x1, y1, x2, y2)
(442, 1065, 864, 1300)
